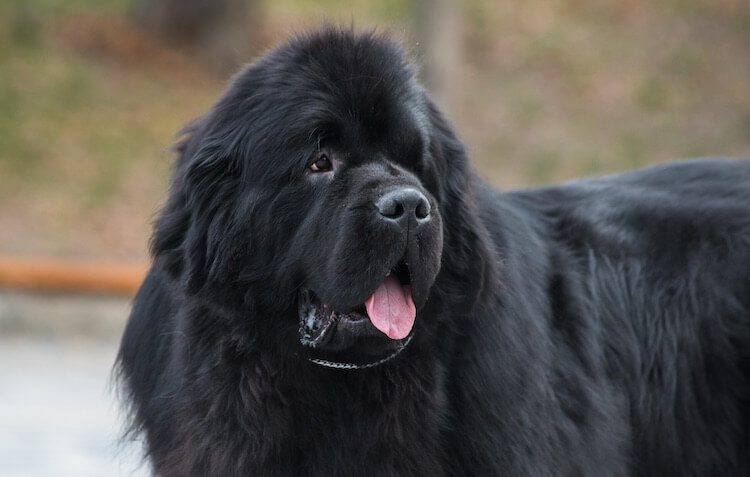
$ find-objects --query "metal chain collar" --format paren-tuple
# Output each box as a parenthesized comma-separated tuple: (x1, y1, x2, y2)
(308, 334, 414, 370)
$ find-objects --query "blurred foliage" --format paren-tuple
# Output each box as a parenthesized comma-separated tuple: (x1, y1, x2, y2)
(0, 0, 749, 260)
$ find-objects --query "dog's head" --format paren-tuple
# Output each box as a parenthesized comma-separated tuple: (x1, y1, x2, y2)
(152, 28, 480, 364)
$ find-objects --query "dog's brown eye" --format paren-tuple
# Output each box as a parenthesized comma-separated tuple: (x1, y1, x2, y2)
(310, 154, 332, 172)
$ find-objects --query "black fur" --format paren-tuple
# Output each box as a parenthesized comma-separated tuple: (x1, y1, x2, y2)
(116, 28, 750, 476)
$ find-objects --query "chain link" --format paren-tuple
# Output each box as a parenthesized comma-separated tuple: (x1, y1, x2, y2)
(308, 334, 413, 370)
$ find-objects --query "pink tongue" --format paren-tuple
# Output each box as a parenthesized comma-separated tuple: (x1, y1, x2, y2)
(364, 275, 416, 340)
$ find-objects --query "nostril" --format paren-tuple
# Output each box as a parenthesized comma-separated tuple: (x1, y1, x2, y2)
(381, 202, 404, 218)
(377, 195, 404, 218)
(393, 203, 404, 218)
(415, 199, 430, 220)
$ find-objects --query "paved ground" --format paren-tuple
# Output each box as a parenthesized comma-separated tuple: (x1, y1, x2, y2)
(0, 292, 148, 476)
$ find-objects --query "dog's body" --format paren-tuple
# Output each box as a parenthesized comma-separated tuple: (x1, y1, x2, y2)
(117, 29, 750, 476)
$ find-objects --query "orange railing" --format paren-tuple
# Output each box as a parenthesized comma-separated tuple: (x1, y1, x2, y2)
(0, 256, 148, 295)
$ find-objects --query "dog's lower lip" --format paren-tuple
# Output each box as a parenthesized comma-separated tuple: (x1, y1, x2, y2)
(341, 315, 366, 323)
(345, 305, 368, 320)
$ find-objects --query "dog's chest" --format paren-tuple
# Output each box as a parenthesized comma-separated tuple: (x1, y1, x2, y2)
(275, 370, 449, 475)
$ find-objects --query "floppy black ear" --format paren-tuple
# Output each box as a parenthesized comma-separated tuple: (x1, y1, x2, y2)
(425, 99, 495, 310)
(150, 119, 244, 296)
(149, 120, 205, 282)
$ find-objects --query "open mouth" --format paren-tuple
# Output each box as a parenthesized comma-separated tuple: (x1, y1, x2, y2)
(299, 259, 415, 350)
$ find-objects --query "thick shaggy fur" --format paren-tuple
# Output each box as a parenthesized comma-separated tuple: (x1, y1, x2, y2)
(117, 28, 750, 476)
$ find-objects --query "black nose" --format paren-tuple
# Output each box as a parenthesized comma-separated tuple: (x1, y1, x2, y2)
(375, 188, 431, 228)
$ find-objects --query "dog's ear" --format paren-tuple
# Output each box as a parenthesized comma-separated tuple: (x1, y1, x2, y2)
(151, 118, 244, 296)
(424, 98, 495, 310)
(150, 119, 205, 282)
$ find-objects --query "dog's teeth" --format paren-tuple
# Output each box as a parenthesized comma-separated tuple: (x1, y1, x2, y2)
(306, 314, 317, 331)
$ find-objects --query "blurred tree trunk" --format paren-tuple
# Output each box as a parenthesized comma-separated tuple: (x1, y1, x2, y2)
(414, 0, 461, 115)
(132, 0, 261, 73)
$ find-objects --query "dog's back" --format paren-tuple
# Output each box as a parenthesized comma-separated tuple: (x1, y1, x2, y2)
(504, 158, 750, 474)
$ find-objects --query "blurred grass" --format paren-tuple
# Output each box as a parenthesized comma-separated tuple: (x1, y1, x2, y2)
(0, 0, 219, 259)
(0, 0, 748, 260)
(459, 0, 750, 185)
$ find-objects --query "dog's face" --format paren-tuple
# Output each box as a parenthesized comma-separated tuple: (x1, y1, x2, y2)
(155, 30, 455, 362)
(290, 115, 444, 354)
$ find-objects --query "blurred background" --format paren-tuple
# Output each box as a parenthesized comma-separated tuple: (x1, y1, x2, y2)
(0, 0, 748, 475)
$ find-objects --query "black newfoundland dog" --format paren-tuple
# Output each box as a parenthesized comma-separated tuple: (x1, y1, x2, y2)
(117, 28, 750, 475)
